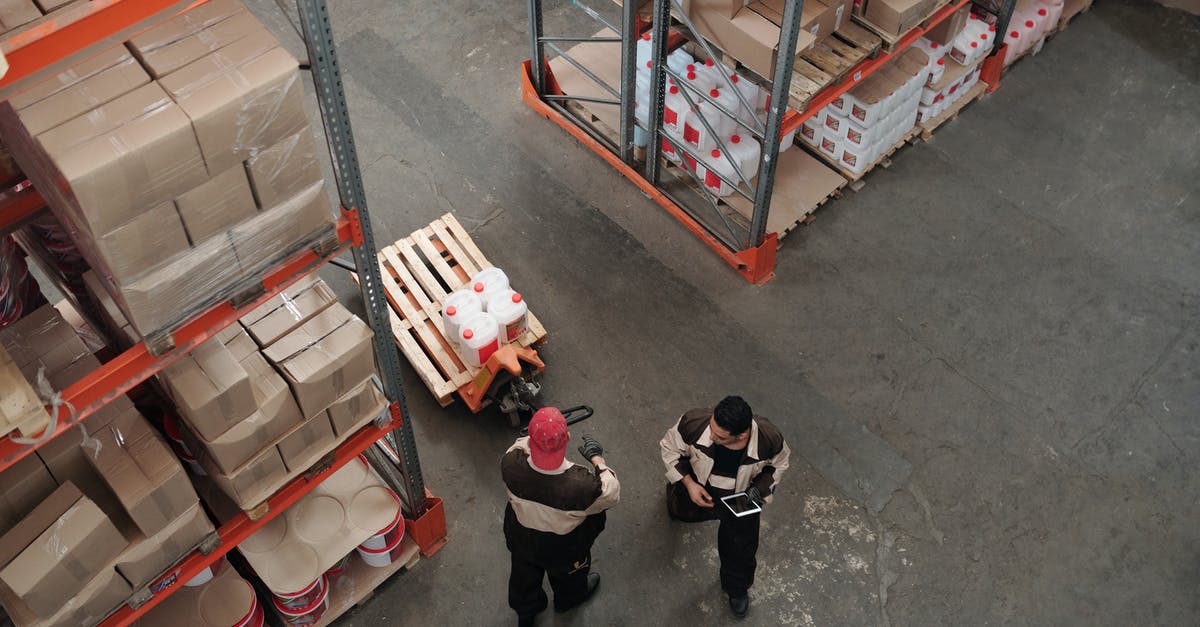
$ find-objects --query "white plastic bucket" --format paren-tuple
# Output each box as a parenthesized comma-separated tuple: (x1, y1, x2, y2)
(273, 575, 329, 625)
(357, 531, 406, 568)
(456, 312, 501, 368)
(233, 584, 265, 627)
(487, 290, 529, 344)
(273, 577, 324, 612)
(442, 289, 483, 346)
(359, 488, 404, 550)
(469, 267, 509, 309)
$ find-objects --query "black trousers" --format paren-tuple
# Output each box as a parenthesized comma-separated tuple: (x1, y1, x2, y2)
(508, 550, 592, 616)
(667, 481, 760, 596)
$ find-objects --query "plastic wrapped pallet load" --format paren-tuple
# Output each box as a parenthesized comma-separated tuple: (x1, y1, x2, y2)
(0, 4, 334, 344)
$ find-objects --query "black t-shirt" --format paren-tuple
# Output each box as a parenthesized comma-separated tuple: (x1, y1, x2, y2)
(711, 444, 743, 480)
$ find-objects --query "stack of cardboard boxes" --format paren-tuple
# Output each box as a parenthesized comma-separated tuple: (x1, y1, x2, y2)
(160, 277, 388, 511)
(0, 305, 215, 626)
(683, 0, 851, 79)
(861, 0, 941, 37)
(0, 0, 332, 342)
(0, 1, 79, 36)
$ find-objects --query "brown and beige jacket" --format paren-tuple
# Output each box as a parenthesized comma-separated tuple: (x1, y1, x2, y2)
(660, 409, 790, 503)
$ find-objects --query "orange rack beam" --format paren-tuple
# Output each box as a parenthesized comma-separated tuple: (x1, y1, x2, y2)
(99, 408, 404, 626)
(0, 208, 357, 472)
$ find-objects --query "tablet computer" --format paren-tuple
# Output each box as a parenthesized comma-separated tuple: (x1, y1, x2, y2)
(720, 492, 762, 517)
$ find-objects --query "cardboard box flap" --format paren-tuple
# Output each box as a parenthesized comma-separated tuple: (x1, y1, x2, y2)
(245, 128, 323, 210)
(117, 503, 214, 589)
(137, 13, 274, 79)
(158, 37, 283, 98)
(8, 45, 131, 110)
(243, 275, 337, 348)
(16, 56, 151, 136)
(262, 302, 356, 365)
(0, 481, 82, 569)
(37, 82, 174, 157)
(173, 164, 258, 244)
(128, 0, 249, 54)
(162, 337, 254, 422)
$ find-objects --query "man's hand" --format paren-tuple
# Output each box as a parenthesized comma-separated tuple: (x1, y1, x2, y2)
(683, 475, 714, 508)
(745, 486, 764, 506)
(578, 435, 604, 463)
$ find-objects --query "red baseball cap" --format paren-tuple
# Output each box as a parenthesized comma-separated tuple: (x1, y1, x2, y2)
(528, 407, 569, 470)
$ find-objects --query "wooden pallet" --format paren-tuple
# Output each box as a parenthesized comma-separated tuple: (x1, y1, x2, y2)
(913, 81, 987, 142)
(852, 0, 953, 53)
(373, 214, 547, 407)
(789, 23, 883, 111)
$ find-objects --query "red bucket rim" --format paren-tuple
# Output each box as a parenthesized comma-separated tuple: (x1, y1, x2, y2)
(162, 415, 184, 441)
(232, 581, 259, 627)
(372, 488, 404, 537)
(273, 576, 321, 600)
(272, 575, 329, 616)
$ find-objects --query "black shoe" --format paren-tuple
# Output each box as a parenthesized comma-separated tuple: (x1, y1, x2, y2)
(517, 615, 536, 627)
(729, 593, 749, 618)
(554, 572, 601, 612)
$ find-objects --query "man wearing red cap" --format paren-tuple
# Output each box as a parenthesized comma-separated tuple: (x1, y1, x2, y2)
(502, 407, 619, 626)
(660, 396, 790, 619)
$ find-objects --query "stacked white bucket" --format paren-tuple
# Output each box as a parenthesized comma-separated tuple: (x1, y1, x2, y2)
(914, 36, 983, 125)
(799, 48, 930, 176)
(441, 267, 530, 368)
(637, 36, 781, 199)
(1002, 0, 1063, 66)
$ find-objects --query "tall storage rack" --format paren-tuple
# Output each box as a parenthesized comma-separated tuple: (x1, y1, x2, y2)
(0, 1, 446, 624)
(523, 0, 1014, 284)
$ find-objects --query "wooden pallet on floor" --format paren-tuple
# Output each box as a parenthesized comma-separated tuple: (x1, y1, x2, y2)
(1058, 0, 1093, 31)
(789, 24, 883, 111)
(372, 214, 547, 407)
(914, 81, 987, 142)
(852, 0, 952, 53)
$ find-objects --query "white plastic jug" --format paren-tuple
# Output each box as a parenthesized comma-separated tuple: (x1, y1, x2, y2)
(1018, 17, 1041, 54)
(727, 73, 761, 128)
(487, 290, 529, 344)
(442, 289, 483, 346)
(683, 88, 736, 153)
(1038, 0, 1064, 31)
(456, 312, 501, 369)
(470, 267, 509, 309)
(667, 48, 695, 75)
(636, 32, 653, 69)
(822, 110, 849, 140)
(780, 127, 798, 153)
(693, 58, 726, 90)
(663, 84, 688, 134)
(726, 134, 761, 181)
(699, 149, 736, 197)
(799, 117, 824, 147)
(1030, 5, 1053, 37)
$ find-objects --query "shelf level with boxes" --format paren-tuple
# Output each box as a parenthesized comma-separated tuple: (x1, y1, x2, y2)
(0, 1, 446, 626)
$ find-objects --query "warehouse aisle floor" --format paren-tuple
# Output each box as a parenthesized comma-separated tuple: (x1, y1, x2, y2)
(246, 0, 1198, 624)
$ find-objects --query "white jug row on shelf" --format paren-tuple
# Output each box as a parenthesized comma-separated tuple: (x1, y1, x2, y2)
(1003, 0, 1063, 65)
(916, 65, 982, 125)
(950, 14, 996, 66)
(440, 267, 530, 367)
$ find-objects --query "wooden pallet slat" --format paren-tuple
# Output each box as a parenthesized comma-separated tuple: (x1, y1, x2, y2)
(378, 249, 471, 388)
(410, 228, 460, 292)
(834, 20, 882, 53)
(429, 219, 481, 278)
(393, 238, 448, 305)
(442, 213, 492, 270)
(788, 26, 882, 110)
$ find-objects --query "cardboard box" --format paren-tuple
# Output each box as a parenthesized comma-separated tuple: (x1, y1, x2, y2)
(36, 81, 175, 160)
(0, 563, 133, 627)
(0, 1, 40, 30)
(6, 46, 129, 110)
(689, 0, 746, 19)
(174, 164, 258, 244)
(0, 454, 56, 535)
(864, 0, 934, 36)
(326, 379, 388, 437)
(116, 504, 214, 588)
(160, 337, 256, 440)
(230, 181, 335, 273)
(750, 0, 844, 41)
(15, 55, 149, 136)
(241, 275, 337, 349)
(91, 200, 191, 283)
(86, 413, 199, 536)
(924, 2, 968, 44)
(106, 231, 243, 337)
(194, 351, 303, 474)
(263, 303, 376, 418)
(687, 6, 817, 79)
(222, 325, 257, 361)
(276, 413, 335, 472)
(159, 45, 307, 174)
(126, 0, 248, 54)
(131, 10, 274, 78)
(0, 483, 127, 617)
(0, 347, 45, 437)
(245, 128, 323, 210)
(82, 270, 135, 348)
(203, 445, 287, 509)
(34, 0, 75, 10)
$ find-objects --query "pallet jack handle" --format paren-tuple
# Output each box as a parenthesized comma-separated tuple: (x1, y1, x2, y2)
(520, 405, 593, 435)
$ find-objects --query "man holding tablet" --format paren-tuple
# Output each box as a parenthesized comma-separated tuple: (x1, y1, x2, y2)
(660, 396, 791, 619)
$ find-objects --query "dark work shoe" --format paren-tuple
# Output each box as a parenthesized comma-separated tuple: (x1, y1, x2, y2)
(729, 593, 749, 618)
(554, 572, 601, 612)
(517, 614, 536, 627)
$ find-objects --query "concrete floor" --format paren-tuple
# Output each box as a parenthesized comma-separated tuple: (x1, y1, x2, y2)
(246, 0, 1198, 624)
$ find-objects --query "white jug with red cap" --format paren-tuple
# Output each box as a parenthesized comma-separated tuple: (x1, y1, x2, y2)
(470, 267, 509, 310)
(725, 133, 761, 182)
(442, 289, 483, 346)
(692, 58, 726, 90)
(488, 289, 529, 344)
(667, 48, 694, 75)
(698, 148, 737, 197)
(456, 312, 501, 368)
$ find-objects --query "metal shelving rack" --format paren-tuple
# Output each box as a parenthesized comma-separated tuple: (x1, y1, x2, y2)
(0, 1, 446, 624)
(524, 0, 1011, 284)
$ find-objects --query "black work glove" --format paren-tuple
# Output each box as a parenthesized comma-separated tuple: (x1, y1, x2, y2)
(577, 435, 604, 461)
(745, 486, 764, 506)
